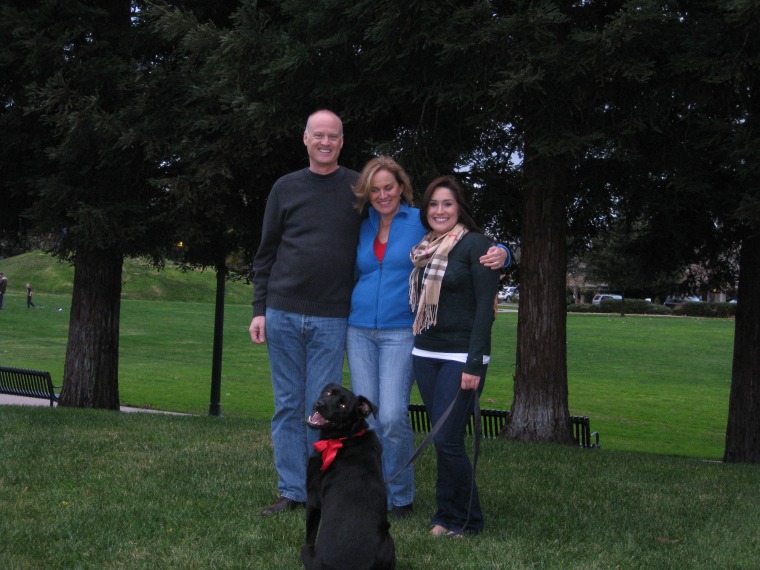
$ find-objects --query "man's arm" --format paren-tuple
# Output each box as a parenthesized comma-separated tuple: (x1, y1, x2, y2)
(250, 182, 283, 339)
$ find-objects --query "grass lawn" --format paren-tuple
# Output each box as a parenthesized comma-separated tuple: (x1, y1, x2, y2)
(0, 288, 734, 459)
(1, 406, 759, 569)
(0, 250, 739, 459)
(0, 252, 754, 569)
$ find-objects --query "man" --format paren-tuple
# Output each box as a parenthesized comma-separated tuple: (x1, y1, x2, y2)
(250, 110, 362, 516)
(0, 272, 7, 310)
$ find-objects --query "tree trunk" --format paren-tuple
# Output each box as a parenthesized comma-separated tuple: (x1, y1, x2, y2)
(501, 151, 574, 444)
(723, 231, 760, 463)
(58, 249, 123, 409)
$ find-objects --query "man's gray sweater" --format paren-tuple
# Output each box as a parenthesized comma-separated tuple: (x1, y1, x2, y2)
(252, 166, 361, 319)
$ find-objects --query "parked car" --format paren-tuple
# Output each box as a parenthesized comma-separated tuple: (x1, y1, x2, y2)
(592, 293, 622, 305)
(498, 285, 518, 302)
(663, 295, 701, 308)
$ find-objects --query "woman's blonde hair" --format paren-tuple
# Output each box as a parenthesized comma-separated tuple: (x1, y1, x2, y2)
(353, 156, 414, 212)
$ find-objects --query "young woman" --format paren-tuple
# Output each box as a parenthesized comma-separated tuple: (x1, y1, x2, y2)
(409, 175, 500, 537)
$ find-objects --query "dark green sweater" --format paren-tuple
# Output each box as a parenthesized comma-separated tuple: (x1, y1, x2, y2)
(413, 232, 501, 376)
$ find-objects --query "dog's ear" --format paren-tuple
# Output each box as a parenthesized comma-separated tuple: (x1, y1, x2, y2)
(357, 396, 378, 419)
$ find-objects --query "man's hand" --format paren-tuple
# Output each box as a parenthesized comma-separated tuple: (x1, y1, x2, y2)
(249, 316, 266, 344)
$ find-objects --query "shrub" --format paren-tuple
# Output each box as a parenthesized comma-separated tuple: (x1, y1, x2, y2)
(673, 302, 737, 318)
(568, 299, 671, 315)
(568, 299, 736, 318)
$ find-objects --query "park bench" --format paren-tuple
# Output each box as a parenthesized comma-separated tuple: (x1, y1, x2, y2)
(408, 403, 600, 448)
(0, 366, 60, 406)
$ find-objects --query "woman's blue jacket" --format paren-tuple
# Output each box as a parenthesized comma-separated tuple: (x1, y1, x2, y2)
(348, 204, 426, 329)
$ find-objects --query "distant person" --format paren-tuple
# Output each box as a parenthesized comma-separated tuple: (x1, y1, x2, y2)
(410, 175, 501, 537)
(347, 157, 508, 519)
(26, 283, 35, 308)
(249, 110, 362, 516)
(0, 272, 7, 310)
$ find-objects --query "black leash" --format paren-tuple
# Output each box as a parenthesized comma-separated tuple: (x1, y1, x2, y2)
(387, 387, 482, 535)
(385, 389, 462, 484)
(459, 389, 481, 535)
(386, 388, 482, 506)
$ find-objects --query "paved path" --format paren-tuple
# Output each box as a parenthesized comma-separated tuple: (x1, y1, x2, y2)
(0, 393, 188, 415)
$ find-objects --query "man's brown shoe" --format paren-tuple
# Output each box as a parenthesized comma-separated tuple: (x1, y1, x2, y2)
(260, 497, 304, 516)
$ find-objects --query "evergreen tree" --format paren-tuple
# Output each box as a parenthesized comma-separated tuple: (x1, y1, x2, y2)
(600, 0, 759, 461)
(463, 0, 677, 442)
(144, 1, 299, 415)
(682, 0, 760, 464)
(0, 0, 55, 255)
(3, 0, 172, 408)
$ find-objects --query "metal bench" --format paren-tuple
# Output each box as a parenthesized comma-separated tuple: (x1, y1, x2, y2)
(408, 403, 600, 448)
(0, 366, 60, 406)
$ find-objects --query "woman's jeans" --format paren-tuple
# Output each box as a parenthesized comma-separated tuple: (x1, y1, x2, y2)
(347, 326, 416, 508)
(413, 355, 486, 533)
(266, 307, 348, 503)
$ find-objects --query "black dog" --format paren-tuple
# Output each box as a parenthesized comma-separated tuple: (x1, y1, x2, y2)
(301, 383, 396, 570)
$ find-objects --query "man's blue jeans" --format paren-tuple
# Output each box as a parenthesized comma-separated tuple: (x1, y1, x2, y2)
(346, 326, 416, 509)
(413, 356, 486, 533)
(266, 307, 348, 503)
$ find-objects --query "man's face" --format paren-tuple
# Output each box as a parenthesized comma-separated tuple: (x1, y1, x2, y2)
(303, 111, 344, 173)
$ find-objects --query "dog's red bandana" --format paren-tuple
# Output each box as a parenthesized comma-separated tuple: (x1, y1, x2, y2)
(313, 429, 366, 471)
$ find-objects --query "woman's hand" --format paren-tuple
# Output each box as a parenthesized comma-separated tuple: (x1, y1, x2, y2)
(479, 246, 508, 269)
(461, 372, 481, 391)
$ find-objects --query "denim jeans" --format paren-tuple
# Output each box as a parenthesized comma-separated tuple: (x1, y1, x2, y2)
(266, 307, 348, 502)
(413, 356, 486, 533)
(346, 326, 416, 508)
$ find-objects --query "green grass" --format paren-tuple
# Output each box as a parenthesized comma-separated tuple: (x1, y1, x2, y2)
(1, 406, 758, 569)
(0, 252, 736, 460)
(0, 251, 254, 303)
(0, 252, 754, 568)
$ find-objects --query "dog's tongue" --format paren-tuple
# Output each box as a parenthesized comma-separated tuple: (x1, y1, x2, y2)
(308, 411, 327, 427)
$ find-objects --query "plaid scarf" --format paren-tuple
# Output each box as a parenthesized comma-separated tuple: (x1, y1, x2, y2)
(409, 223, 468, 335)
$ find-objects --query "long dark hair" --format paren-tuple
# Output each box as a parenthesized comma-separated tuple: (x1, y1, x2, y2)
(419, 175, 482, 233)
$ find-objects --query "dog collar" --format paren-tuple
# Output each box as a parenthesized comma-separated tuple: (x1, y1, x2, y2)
(312, 429, 367, 471)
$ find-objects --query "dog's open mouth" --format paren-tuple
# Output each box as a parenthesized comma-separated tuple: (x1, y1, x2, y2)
(307, 411, 329, 427)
